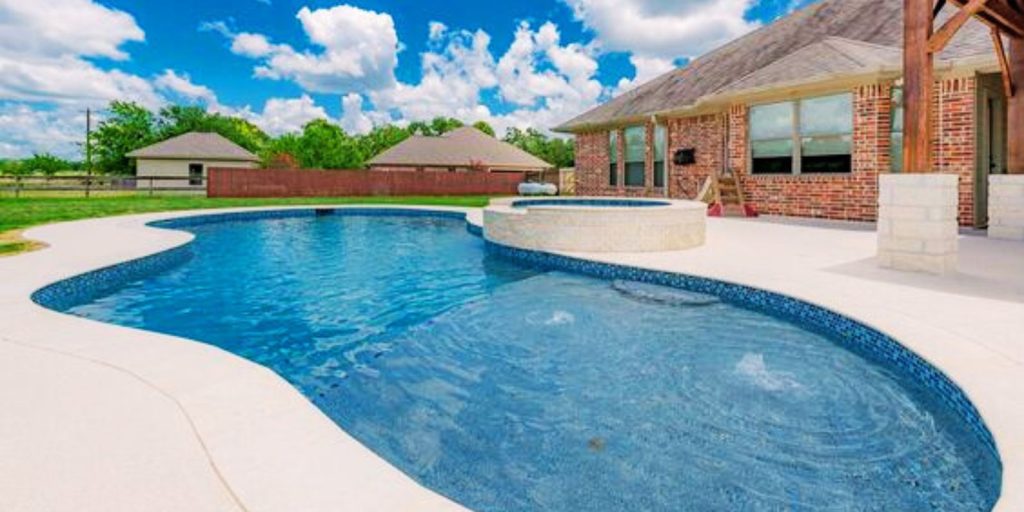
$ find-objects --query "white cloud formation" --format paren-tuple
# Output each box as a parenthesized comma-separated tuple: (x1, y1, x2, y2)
(0, 0, 144, 61)
(0, 0, 161, 109)
(564, 0, 758, 60)
(237, 95, 329, 135)
(0, 103, 87, 159)
(205, 4, 399, 93)
(615, 55, 676, 94)
(154, 70, 220, 107)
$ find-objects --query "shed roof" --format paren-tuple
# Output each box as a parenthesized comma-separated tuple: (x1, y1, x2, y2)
(127, 132, 260, 162)
(367, 127, 554, 170)
(554, 0, 995, 132)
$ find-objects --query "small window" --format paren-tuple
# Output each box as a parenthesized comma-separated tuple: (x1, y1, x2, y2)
(750, 101, 794, 174)
(624, 125, 646, 187)
(608, 131, 618, 186)
(188, 163, 204, 186)
(654, 124, 667, 188)
(890, 86, 903, 173)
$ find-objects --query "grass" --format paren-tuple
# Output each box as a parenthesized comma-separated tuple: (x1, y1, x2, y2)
(0, 195, 493, 256)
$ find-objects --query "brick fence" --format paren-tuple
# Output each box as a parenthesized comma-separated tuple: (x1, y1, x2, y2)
(207, 168, 525, 197)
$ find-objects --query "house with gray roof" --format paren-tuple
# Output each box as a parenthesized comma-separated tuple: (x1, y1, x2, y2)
(367, 127, 553, 173)
(556, 0, 1009, 227)
(127, 132, 260, 189)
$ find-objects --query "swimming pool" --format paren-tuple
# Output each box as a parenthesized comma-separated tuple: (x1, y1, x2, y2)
(37, 210, 1000, 511)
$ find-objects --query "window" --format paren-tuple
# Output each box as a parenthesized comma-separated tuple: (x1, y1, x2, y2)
(624, 125, 646, 186)
(799, 94, 853, 173)
(188, 163, 203, 186)
(750, 101, 795, 174)
(608, 130, 618, 186)
(654, 124, 667, 188)
(749, 93, 853, 174)
(890, 86, 903, 173)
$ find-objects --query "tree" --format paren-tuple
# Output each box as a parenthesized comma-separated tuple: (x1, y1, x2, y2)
(408, 116, 464, 136)
(20, 153, 72, 176)
(294, 119, 364, 169)
(92, 101, 156, 174)
(503, 127, 575, 168)
(156, 105, 269, 153)
(472, 121, 495, 137)
(358, 124, 411, 158)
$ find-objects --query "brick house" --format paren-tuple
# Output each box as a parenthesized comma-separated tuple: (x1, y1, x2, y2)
(555, 0, 1010, 227)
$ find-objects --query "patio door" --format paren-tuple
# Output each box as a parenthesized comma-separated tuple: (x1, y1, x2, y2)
(975, 74, 1007, 228)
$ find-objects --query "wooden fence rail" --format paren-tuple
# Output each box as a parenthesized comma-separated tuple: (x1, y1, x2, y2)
(0, 174, 206, 197)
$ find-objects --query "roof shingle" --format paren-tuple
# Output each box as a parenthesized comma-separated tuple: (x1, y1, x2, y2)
(127, 132, 260, 162)
(367, 127, 554, 170)
(554, 0, 994, 132)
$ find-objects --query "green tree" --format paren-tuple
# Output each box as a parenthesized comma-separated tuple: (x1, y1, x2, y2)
(408, 116, 465, 136)
(20, 153, 72, 176)
(503, 127, 574, 168)
(0, 159, 25, 175)
(295, 119, 364, 169)
(92, 101, 157, 174)
(472, 120, 495, 137)
(156, 105, 269, 153)
(358, 124, 411, 160)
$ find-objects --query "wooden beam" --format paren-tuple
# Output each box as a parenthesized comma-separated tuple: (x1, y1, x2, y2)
(904, 0, 935, 173)
(929, 0, 990, 52)
(991, 28, 1017, 97)
(1009, 36, 1024, 174)
(951, 0, 1024, 38)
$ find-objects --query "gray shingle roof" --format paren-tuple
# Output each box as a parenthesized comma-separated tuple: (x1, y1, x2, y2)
(554, 0, 995, 132)
(367, 127, 554, 170)
(127, 132, 260, 162)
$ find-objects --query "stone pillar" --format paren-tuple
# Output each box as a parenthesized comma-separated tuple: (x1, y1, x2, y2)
(988, 175, 1024, 240)
(877, 174, 958, 274)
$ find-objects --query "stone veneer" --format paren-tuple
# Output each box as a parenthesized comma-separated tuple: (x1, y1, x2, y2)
(877, 174, 959, 274)
(573, 77, 979, 226)
(988, 175, 1024, 240)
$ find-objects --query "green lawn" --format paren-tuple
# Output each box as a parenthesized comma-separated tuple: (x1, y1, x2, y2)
(0, 195, 493, 256)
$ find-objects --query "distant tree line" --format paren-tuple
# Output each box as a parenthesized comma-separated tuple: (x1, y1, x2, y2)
(2, 101, 575, 175)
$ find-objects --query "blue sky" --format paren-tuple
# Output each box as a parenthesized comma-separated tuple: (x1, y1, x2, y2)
(0, 0, 805, 158)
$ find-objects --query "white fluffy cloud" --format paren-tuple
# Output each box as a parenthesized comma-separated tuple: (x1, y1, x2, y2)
(154, 70, 220, 107)
(205, 4, 399, 93)
(0, 103, 87, 159)
(615, 55, 677, 93)
(238, 95, 329, 135)
(0, 0, 162, 110)
(564, 0, 758, 59)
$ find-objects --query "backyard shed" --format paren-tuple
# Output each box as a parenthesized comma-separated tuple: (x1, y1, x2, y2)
(367, 126, 554, 174)
(127, 132, 260, 188)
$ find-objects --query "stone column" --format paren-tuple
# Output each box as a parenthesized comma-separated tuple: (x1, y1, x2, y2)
(989, 175, 1024, 240)
(877, 174, 958, 274)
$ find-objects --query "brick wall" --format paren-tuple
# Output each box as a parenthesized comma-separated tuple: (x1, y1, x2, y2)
(575, 131, 611, 195)
(667, 114, 724, 198)
(932, 76, 976, 225)
(573, 77, 978, 225)
(736, 84, 889, 221)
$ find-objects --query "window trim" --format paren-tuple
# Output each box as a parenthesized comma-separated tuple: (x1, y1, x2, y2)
(608, 130, 618, 186)
(748, 92, 853, 176)
(653, 124, 667, 189)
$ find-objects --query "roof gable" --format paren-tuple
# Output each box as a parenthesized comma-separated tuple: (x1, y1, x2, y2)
(127, 132, 259, 162)
(368, 127, 554, 169)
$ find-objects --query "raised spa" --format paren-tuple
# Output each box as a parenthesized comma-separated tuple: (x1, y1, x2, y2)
(484, 196, 706, 252)
(34, 210, 1000, 511)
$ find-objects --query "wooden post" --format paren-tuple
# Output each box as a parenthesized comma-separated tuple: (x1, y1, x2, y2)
(1009, 35, 1024, 174)
(903, 0, 935, 173)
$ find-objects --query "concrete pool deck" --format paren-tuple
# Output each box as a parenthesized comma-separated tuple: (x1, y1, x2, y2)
(1, 205, 1021, 511)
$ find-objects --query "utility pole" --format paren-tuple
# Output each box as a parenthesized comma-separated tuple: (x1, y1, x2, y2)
(85, 108, 92, 198)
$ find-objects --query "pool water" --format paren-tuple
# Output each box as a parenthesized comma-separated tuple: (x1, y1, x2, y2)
(62, 213, 999, 511)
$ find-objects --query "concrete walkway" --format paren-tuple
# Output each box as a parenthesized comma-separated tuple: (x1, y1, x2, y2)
(0, 207, 1021, 511)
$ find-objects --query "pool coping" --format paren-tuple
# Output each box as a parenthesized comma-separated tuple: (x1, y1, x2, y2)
(0, 204, 1019, 511)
